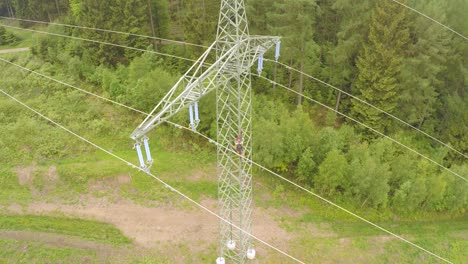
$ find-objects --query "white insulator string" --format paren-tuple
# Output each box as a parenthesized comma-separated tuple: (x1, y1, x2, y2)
(0, 88, 305, 264)
(0, 63, 455, 263)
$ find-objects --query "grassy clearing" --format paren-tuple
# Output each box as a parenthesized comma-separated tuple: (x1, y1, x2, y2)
(0, 238, 98, 263)
(0, 239, 173, 264)
(0, 168, 32, 206)
(0, 52, 465, 262)
(254, 169, 467, 263)
(0, 136, 217, 206)
(0, 26, 34, 49)
(0, 215, 131, 245)
(286, 220, 467, 263)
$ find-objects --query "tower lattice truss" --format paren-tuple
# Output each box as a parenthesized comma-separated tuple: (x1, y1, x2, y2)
(131, 0, 280, 263)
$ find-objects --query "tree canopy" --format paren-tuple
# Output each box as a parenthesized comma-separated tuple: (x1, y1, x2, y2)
(0, 0, 466, 215)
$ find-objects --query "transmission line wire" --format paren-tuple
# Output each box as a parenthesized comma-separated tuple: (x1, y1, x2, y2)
(0, 88, 305, 264)
(1, 18, 465, 159)
(254, 74, 466, 182)
(0, 63, 455, 264)
(0, 58, 147, 115)
(1, 39, 465, 182)
(0, 24, 198, 64)
(388, 0, 468, 41)
(264, 59, 467, 160)
(0, 16, 208, 48)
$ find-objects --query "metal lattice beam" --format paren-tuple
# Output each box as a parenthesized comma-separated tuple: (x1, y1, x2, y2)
(131, 0, 279, 262)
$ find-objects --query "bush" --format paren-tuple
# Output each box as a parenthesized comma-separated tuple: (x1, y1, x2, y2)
(0, 26, 19, 46)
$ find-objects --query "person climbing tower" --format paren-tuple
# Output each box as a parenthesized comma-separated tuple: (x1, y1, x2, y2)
(235, 134, 244, 156)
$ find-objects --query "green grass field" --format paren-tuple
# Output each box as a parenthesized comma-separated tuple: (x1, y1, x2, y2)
(0, 52, 466, 263)
(0, 26, 35, 49)
(1, 148, 465, 263)
(0, 215, 131, 245)
(0, 239, 98, 263)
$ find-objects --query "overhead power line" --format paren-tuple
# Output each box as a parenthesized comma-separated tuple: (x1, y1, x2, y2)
(0, 88, 305, 264)
(266, 59, 467, 160)
(1, 44, 464, 182)
(253, 73, 466, 182)
(1, 19, 464, 161)
(0, 24, 197, 64)
(0, 16, 208, 48)
(0, 62, 455, 263)
(388, 0, 468, 41)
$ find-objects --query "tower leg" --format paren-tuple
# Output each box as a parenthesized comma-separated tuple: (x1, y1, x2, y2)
(217, 72, 253, 263)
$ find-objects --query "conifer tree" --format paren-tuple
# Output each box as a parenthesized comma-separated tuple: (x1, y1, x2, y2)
(182, 0, 219, 46)
(151, 0, 170, 41)
(270, 0, 320, 106)
(398, 0, 450, 131)
(330, 0, 374, 113)
(352, 0, 410, 133)
(72, 0, 150, 65)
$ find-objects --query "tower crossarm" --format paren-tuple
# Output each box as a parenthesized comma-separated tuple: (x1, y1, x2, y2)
(131, 35, 280, 141)
(240, 36, 280, 66)
(131, 42, 240, 140)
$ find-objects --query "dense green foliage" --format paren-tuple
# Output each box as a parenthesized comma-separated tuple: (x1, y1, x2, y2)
(352, 0, 410, 133)
(0, 0, 466, 217)
(0, 25, 18, 45)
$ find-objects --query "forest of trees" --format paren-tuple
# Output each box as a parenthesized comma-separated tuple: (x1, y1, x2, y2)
(0, 0, 466, 215)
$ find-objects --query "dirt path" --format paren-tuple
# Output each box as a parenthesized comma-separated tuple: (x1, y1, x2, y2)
(27, 199, 217, 248)
(0, 47, 29, 54)
(24, 198, 293, 251)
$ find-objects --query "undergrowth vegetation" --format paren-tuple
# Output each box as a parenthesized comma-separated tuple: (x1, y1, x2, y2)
(0, 0, 466, 262)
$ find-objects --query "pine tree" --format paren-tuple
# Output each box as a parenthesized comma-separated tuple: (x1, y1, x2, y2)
(329, 0, 375, 113)
(0, 26, 17, 45)
(398, 0, 450, 131)
(351, 0, 410, 134)
(0, 26, 7, 45)
(182, 0, 219, 46)
(434, 0, 468, 162)
(72, 0, 151, 66)
(246, 0, 272, 35)
(151, 0, 170, 42)
(270, 0, 320, 106)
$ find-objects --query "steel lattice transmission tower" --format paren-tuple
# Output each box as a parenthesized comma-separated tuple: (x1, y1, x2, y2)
(130, 1, 279, 263)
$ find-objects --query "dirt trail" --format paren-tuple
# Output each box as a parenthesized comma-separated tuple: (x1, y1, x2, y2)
(0, 47, 29, 54)
(25, 198, 293, 250)
(27, 199, 217, 248)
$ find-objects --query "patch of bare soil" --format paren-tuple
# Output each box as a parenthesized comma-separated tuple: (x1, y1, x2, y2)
(303, 222, 337, 238)
(0, 47, 30, 54)
(372, 235, 395, 243)
(15, 163, 38, 186)
(339, 237, 352, 247)
(368, 235, 396, 255)
(27, 198, 216, 248)
(185, 167, 217, 182)
(6, 203, 23, 214)
(15, 164, 61, 197)
(25, 197, 294, 252)
(453, 231, 468, 240)
(45, 166, 59, 181)
(253, 208, 294, 242)
(84, 174, 133, 204)
(117, 174, 132, 184)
